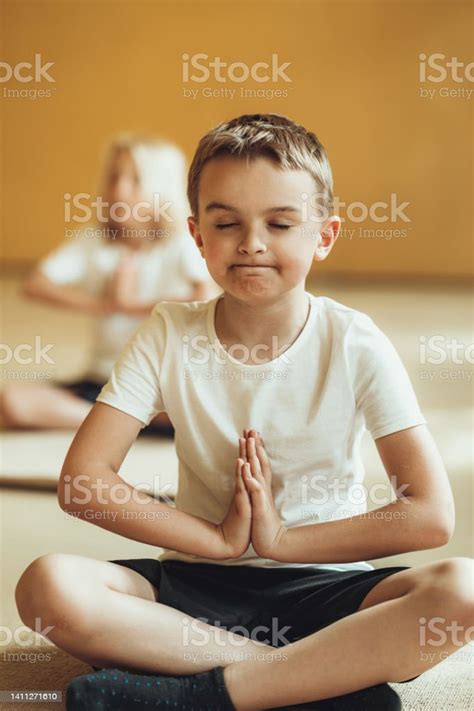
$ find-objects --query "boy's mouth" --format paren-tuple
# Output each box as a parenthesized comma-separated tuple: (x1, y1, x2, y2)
(232, 264, 273, 268)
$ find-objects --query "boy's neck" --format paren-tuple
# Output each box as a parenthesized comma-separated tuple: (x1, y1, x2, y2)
(214, 286, 311, 363)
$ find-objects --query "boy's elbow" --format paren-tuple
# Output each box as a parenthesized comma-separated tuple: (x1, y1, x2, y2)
(57, 469, 85, 512)
(415, 496, 455, 549)
(427, 519, 455, 548)
(57, 476, 69, 511)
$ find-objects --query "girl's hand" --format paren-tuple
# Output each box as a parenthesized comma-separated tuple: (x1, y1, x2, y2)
(106, 249, 140, 313)
(216, 438, 252, 559)
(242, 429, 288, 560)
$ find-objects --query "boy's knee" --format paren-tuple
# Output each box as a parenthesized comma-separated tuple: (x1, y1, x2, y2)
(15, 553, 82, 632)
(417, 557, 474, 621)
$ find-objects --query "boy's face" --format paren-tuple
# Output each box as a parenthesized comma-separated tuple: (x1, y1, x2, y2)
(188, 156, 340, 303)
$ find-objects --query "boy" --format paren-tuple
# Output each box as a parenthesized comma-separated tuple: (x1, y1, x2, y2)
(15, 114, 473, 710)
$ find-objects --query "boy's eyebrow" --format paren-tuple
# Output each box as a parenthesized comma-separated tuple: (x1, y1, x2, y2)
(205, 202, 236, 213)
(204, 202, 300, 214)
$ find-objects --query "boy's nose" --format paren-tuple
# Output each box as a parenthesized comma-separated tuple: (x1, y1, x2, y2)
(238, 229, 267, 254)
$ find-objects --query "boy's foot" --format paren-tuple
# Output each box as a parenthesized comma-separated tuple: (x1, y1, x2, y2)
(66, 665, 236, 710)
(78, 667, 401, 710)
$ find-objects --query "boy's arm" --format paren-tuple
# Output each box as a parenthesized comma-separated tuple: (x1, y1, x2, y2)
(275, 424, 455, 564)
(58, 402, 232, 559)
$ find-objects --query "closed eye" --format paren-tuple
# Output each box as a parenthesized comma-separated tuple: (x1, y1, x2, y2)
(215, 222, 293, 231)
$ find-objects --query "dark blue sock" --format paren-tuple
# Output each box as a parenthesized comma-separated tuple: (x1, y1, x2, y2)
(270, 682, 402, 710)
(66, 665, 236, 710)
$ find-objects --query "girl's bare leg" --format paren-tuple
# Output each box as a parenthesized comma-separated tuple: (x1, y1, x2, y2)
(0, 384, 91, 429)
(222, 557, 474, 710)
(0, 383, 173, 431)
(15, 553, 274, 673)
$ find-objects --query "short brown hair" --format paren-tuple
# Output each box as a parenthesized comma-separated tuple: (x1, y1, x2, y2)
(187, 113, 333, 218)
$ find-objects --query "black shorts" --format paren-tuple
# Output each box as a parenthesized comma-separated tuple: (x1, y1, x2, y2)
(108, 557, 419, 683)
(57, 379, 174, 438)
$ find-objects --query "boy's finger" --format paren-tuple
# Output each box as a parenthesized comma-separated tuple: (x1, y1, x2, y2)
(243, 464, 267, 512)
(248, 437, 267, 479)
(236, 463, 252, 508)
(239, 437, 247, 462)
(247, 438, 264, 479)
(250, 429, 264, 446)
(253, 438, 271, 478)
(235, 458, 244, 490)
(249, 430, 266, 459)
(243, 462, 259, 489)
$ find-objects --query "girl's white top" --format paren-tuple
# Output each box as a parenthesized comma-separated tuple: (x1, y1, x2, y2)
(39, 230, 212, 382)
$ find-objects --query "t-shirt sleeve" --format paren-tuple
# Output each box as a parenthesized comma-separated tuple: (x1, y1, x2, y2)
(178, 235, 212, 283)
(350, 314, 427, 440)
(37, 237, 89, 285)
(95, 306, 166, 426)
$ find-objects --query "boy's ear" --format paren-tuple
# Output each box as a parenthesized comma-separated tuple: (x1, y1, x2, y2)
(313, 216, 341, 261)
(187, 216, 204, 254)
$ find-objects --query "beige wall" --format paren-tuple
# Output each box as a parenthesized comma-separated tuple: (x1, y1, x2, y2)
(1, 0, 472, 278)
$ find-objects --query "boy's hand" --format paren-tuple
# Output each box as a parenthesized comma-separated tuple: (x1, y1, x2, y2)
(242, 429, 288, 559)
(216, 439, 252, 558)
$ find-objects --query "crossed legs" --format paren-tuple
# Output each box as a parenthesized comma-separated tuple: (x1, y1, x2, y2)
(15, 554, 474, 709)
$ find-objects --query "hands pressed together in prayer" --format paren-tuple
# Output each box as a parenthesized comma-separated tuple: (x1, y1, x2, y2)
(217, 429, 288, 560)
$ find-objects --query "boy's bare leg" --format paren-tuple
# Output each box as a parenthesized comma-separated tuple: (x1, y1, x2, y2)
(223, 557, 474, 711)
(0, 384, 91, 429)
(15, 553, 274, 674)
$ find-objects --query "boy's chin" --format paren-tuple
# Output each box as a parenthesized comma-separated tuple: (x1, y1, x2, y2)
(224, 280, 283, 302)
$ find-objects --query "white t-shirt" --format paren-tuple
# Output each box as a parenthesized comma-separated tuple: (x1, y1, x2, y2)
(38, 230, 214, 382)
(96, 291, 427, 572)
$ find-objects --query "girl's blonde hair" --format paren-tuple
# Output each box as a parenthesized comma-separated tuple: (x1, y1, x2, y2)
(99, 133, 189, 238)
